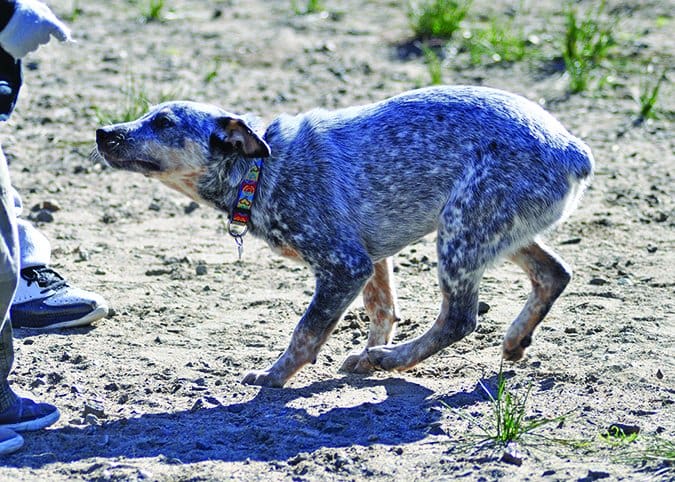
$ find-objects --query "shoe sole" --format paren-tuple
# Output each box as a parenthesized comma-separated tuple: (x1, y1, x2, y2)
(1, 408, 60, 432)
(14, 305, 109, 331)
(0, 432, 24, 455)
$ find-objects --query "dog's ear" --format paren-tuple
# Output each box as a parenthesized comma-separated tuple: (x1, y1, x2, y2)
(210, 117, 271, 158)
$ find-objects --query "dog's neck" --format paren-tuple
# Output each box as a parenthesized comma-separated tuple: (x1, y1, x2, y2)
(197, 153, 262, 223)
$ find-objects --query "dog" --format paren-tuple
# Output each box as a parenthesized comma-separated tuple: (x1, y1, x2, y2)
(94, 85, 593, 388)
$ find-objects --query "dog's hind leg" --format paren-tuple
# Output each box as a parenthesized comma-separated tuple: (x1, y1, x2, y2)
(367, 211, 487, 371)
(340, 257, 399, 373)
(503, 240, 571, 361)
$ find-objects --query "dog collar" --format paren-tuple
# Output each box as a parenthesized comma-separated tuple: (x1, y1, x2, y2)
(228, 157, 263, 259)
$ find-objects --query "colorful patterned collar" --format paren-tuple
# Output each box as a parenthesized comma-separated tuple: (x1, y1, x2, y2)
(228, 157, 263, 259)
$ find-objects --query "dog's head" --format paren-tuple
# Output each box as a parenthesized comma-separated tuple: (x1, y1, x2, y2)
(94, 101, 270, 199)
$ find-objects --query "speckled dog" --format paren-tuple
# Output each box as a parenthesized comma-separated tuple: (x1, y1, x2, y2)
(94, 86, 594, 388)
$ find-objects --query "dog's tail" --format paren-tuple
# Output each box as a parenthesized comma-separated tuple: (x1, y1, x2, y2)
(566, 138, 595, 181)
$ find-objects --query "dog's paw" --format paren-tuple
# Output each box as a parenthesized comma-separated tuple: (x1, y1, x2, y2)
(339, 350, 377, 374)
(502, 334, 531, 362)
(366, 345, 404, 371)
(241, 369, 285, 388)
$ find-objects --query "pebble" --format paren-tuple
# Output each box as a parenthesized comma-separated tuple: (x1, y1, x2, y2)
(580, 470, 610, 481)
(184, 201, 200, 214)
(195, 264, 208, 276)
(589, 277, 608, 286)
(501, 442, 523, 466)
(85, 413, 101, 426)
(607, 423, 640, 436)
(190, 398, 205, 412)
(427, 421, 445, 435)
(32, 209, 54, 223)
(478, 301, 490, 315)
(83, 400, 106, 419)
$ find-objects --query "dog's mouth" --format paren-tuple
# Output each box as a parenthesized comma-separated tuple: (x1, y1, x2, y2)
(107, 158, 162, 173)
(91, 147, 162, 173)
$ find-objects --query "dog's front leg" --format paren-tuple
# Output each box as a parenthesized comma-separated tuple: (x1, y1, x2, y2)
(242, 254, 374, 388)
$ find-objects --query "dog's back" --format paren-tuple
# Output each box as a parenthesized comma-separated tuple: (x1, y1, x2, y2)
(261, 85, 593, 259)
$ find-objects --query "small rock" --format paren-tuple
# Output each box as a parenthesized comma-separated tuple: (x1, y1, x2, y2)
(478, 301, 490, 315)
(148, 201, 161, 211)
(288, 453, 309, 466)
(78, 249, 90, 262)
(501, 443, 523, 466)
(560, 237, 581, 245)
(84, 413, 101, 426)
(117, 393, 129, 404)
(427, 421, 445, 435)
(564, 327, 578, 334)
(646, 244, 657, 253)
(101, 213, 117, 224)
(104, 382, 119, 391)
(145, 268, 173, 276)
(29, 378, 45, 388)
(581, 470, 610, 481)
(607, 423, 640, 437)
(32, 209, 54, 223)
(191, 398, 205, 412)
(589, 277, 608, 286)
(83, 400, 106, 419)
(542, 469, 556, 476)
(195, 264, 208, 276)
(656, 369, 663, 379)
(184, 201, 200, 214)
(203, 396, 221, 406)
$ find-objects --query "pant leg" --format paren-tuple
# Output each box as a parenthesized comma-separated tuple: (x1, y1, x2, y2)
(11, 188, 51, 269)
(0, 144, 18, 411)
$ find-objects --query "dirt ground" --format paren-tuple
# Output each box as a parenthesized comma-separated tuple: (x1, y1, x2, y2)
(0, 0, 673, 480)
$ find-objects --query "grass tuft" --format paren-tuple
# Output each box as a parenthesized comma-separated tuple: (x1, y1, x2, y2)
(64, 0, 83, 22)
(292, 0, 325, 15)
(142, 0, 166, 23)
(636, 67, 666, 121)
(423, 46, 443, 85)
(562, 0, 616, 92)
(408, 0, 472, 40)
(447, 362, 568, 448)
(464, 18, 527, 65)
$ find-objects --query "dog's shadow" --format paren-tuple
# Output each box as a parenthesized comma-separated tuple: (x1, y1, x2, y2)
(7, 375, 496, 468)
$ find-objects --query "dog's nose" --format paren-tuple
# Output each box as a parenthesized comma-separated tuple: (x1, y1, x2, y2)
(96, 127, 124, 147)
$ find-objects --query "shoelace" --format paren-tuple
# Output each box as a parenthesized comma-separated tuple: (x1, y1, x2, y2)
(20, 266, 68, 294)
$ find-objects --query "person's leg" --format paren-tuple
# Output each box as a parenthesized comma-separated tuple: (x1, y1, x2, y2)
(0, 147, 24, 454)
(10, 189, 108, 330)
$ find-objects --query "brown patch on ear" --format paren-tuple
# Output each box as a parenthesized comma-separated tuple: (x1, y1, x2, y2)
(223, 118, 271, 158)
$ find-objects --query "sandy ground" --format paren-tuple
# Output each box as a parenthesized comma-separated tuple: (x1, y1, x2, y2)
(0, 0, 673, 480)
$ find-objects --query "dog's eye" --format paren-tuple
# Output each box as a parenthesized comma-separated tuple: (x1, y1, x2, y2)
(152, 114, 175, 130)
